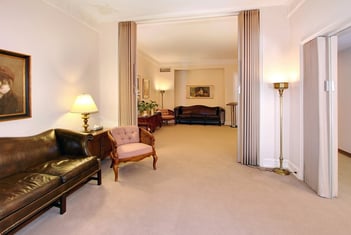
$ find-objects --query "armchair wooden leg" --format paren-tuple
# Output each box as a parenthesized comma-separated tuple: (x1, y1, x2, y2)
(113, 163, 119, 181)
(152, 154, 158, 170)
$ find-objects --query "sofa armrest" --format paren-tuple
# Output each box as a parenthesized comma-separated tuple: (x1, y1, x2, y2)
(55, 129, 91, 156)
(174, 106, 182, 116)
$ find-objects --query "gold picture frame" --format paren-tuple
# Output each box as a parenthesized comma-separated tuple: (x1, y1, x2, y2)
(0, 49, 31, 121)
(186, 85, 214, 99)
(142, 79, 150, 99)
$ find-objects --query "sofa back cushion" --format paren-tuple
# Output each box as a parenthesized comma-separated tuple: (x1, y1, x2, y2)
(180, 105, 218, 115)
(197, 107, 217, 115)
(181, 106, 193, 115)
(0, 129, 60, 179)
(110, 126, 140, 147)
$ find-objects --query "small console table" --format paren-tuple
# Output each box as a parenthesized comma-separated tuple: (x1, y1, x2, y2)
(85, 129, 112, 160)
(138, 112, 162, 132)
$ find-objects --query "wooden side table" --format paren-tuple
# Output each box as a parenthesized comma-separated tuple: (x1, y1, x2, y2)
(138, 112, 162, 132)
(86, 129, 111, 160)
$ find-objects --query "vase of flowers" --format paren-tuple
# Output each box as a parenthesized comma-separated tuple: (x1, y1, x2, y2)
(138, 100, 148, 116)
(138, 100, 159, 116)
(149, 100, 158, 115)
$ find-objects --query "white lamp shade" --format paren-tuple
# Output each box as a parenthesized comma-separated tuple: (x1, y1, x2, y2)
(70, 94, 98, 113)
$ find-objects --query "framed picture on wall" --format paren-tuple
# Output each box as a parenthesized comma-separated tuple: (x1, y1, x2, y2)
(136, 74, 141, 101)
(186, 85, 214, 99)
(0, 49, 31, 121)
(142, 79, 150, 99)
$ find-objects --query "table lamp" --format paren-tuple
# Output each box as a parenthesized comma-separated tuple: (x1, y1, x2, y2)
(71, 94, 98, 132)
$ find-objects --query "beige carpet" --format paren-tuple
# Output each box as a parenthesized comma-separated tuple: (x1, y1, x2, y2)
(18, 125, 351, 235)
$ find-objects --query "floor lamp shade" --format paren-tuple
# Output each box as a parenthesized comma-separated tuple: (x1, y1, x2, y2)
(71, 94, 98, 132)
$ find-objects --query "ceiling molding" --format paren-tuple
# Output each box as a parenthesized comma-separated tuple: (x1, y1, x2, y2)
(135, 11, 239, 25)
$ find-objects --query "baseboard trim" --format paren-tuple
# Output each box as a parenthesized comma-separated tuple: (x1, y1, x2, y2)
(338, 149, 351, 158)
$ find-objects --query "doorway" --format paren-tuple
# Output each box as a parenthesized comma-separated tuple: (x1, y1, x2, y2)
(336, 27, 351, 197)
(136, 15, 238, 113)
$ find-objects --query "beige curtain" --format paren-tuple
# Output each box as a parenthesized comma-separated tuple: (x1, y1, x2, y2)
(237, 10, 260, 165)
(118, 21, 137, 126)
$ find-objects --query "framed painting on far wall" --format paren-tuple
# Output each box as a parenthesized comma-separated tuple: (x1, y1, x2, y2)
(186, 85, 214, 99)
(0, 49, 31, 121)
(142, 79, 150, 99)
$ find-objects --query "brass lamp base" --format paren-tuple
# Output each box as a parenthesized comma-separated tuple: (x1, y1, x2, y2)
(81, 113, 90, 133)
(273, 168, 290, 175)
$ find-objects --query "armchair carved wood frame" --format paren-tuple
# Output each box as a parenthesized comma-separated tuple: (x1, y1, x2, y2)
(108, 126, 158, 181)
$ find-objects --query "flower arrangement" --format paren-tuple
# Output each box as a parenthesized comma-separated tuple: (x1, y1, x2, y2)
(138, 100, 158, 115)
(149, 100, 158, 110)
(138, 100, 148, 113)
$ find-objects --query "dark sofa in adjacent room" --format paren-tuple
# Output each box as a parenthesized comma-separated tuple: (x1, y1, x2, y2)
(174, 105, 225, 125)
(0, 129, 102, 234)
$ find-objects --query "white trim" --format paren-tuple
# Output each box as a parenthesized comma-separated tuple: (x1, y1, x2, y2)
(301, 16, 351, 45)
(42, 0, 98, 32)
(261, 158, 289, 168)
(299, 44, 305, 182)
(136, 12, 239, 25)
(288, 160, 302, 180)
(287, 0, 307, 19)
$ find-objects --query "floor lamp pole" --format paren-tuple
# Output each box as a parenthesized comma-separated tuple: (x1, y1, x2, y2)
(160, 90, 165, 109)
(273, 82, 290, 175)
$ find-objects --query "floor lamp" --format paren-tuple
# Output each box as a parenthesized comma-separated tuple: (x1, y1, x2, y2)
(273, 82, 290, 175)
(160, 90, 165, 109)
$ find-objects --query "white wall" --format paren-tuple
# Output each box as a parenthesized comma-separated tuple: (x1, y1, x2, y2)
(97, 23, 119, 128)
(338, 48, 351, 153)
(259, 0, 351, 175)
(284, 0, 351, 178)
(175, 68, 225, 106)
(137, 51, 163, 104)
(0, 0, 99, 136)
(260, 6, 292, 169)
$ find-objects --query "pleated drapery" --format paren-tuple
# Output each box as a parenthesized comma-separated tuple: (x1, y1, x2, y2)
(118, 21, 137, 126)
(237, 10, 260, 165)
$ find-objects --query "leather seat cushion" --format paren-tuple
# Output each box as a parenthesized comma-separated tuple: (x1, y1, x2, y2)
(190, 114, 206, 118)
(27, 156, 98, 183)
(0, 172, 60, 220)
(178, 114, 193, 118)
(117, 143, 153, 159)
(205, 115, 219, 119)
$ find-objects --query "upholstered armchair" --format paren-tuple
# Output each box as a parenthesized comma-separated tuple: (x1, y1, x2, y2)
(108, 126, 158, 181)
(159, 109, 175, 125)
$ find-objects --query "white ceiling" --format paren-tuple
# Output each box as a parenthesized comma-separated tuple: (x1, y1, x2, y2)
(137, 16, 238, 65)
(42, 0, 290, 65)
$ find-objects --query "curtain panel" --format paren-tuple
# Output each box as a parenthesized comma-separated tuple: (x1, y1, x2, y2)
(118, 21, 137, 126)
(237, 10, 260, 165)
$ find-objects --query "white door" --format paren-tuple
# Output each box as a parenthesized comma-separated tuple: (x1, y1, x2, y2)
(303, 36, 338, 198)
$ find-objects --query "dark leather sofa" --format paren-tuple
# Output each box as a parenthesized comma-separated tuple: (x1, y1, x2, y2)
(174, 105, 225, 125)
(0, 129, 102, 234)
